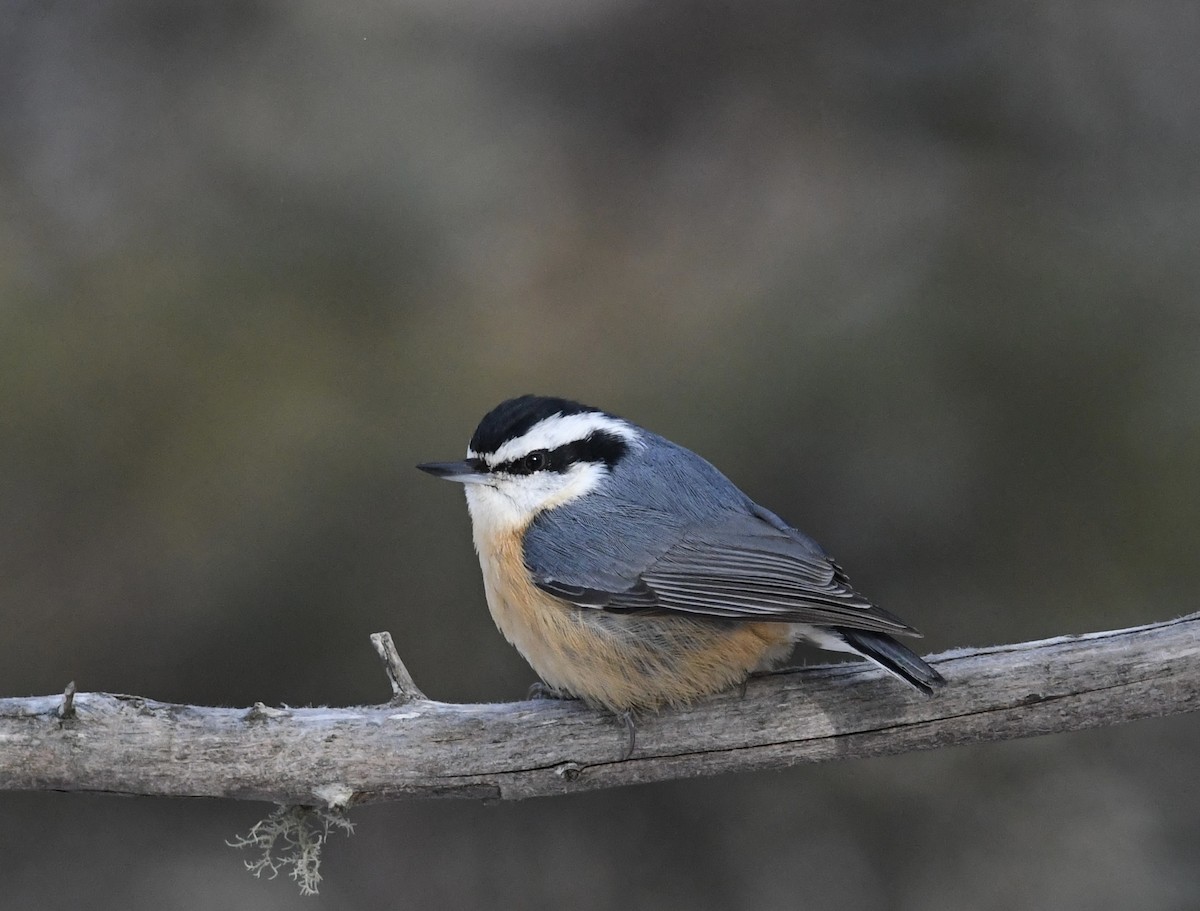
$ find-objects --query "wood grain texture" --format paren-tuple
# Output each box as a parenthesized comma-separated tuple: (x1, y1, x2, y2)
(1, 613, 1197, 806)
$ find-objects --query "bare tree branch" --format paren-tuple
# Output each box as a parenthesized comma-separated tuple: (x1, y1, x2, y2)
(1, 613, 1197, 807)
(368, 630, 426, 703)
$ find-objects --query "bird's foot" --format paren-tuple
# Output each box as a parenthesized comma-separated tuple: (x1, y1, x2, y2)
(527, 681, 573, 701)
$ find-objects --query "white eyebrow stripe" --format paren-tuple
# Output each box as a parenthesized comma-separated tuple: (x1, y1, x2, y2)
(470, 412, 641, 465)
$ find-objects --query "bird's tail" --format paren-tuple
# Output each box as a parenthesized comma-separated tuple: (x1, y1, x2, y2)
(835, 628, 945, 694)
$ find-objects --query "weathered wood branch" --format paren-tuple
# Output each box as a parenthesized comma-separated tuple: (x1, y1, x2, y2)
(1, 614, 1197, 806)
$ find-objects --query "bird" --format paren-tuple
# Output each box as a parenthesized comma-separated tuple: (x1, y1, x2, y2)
(418, 394, 943, 716)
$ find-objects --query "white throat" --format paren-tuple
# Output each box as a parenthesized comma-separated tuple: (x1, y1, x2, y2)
(464, 459, 609, 553)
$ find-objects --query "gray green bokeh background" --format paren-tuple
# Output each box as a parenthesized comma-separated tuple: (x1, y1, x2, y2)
(3, 3, 1199, 908)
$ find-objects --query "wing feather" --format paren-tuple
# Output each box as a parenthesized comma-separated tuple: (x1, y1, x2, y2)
(531, 512, 919, 636)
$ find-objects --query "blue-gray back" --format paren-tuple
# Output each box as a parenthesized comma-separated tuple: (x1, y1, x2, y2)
(523, 431, 823, 590)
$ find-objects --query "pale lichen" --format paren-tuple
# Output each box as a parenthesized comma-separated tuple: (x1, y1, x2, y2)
(228, 804, 355, 896)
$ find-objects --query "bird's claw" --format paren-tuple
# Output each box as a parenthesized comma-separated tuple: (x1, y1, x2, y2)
(618, 711, 637, 760)
(527, 682, 572, 701)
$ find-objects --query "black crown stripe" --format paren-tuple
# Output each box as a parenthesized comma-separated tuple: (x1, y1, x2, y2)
(469, 395, 602, 456)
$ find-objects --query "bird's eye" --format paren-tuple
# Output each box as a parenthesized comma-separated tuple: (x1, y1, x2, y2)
(522, 450, 548, 472)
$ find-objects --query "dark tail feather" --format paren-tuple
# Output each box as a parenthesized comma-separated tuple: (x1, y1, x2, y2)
(836, 628, 945, 694)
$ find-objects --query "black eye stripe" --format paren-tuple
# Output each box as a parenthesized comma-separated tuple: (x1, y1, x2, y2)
(491, 431, 629, 475)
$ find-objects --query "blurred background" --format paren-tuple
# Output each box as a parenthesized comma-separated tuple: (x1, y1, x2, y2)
(2, 1, 1199, 908)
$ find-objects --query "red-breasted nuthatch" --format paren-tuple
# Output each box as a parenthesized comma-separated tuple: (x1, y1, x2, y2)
(418, 395, 943, 714)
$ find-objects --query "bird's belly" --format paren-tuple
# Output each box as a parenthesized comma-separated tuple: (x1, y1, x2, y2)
(475, 533, 793, 711)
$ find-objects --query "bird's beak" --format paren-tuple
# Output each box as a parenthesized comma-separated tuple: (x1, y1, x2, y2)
(416, 459, 490, 484)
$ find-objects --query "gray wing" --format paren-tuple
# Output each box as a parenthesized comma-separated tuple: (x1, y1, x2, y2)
(531, 509, 921, 637)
